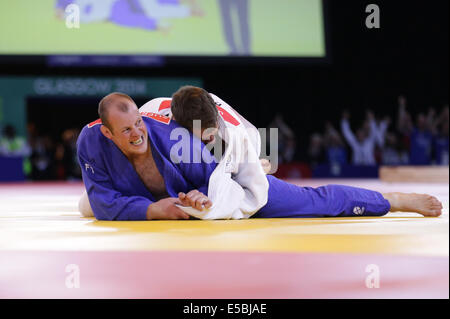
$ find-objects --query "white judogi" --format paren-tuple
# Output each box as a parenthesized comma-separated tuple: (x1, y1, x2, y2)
(79, 94, 269, 219)
(139, 93, 269, 219)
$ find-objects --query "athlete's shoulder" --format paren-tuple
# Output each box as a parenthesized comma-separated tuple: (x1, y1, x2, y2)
(141, 111, 172, 125)
(77, 118, 107, 153)
(80, 118, 103, 136)
(208, 94, 241, 127)
(140, 98, 172, 114)
(208, 93, 223, 104)
(141, 112, 184, 143)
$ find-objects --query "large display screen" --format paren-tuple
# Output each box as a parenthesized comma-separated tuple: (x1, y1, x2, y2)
(0, 0, 326, 58)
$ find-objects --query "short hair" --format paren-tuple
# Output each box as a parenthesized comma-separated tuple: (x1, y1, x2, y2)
(171, 86, 218, 132)
(98, 92, 134, 132)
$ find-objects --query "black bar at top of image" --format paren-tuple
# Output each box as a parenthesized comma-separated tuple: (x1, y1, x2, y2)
(0, 299, 448, 317)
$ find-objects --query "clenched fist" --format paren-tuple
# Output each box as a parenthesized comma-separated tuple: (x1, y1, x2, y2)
(147, 197, 190, 220)
(178, 190, 212, 211)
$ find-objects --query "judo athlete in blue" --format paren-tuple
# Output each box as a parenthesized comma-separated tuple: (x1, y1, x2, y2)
(77, 92, 443, 220)
(77, 93, 216, 221)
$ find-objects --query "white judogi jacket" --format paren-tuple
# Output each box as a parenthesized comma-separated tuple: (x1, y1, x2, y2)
(139, 93, 269, 219)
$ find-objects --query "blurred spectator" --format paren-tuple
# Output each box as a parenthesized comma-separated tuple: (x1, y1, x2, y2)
(382, 131, 409, 165)
(267, 113, 299, 164)
(396, 95, 414, 152)
(280, 136, 300, 163)
(396, 96, 434, 165)
(27, 123, 56, 180)
(0, 124, 31, 157)
(323, 121, 347, 165)
(409, 112, 434, 165)
(307, 133, 326, 167)
(371, 113, 390, 164)
(371, 115, 390, 149)
(31, 135, 56, 180)
(340, 110, 378, 165)
(55, 128, 82, 180)
(433, 106, 449, 165)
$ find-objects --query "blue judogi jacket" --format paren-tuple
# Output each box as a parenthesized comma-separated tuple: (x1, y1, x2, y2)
(76, 115, 218, 221)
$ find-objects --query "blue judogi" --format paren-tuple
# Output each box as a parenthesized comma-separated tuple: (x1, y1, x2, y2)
(77, 116, 217, 220)
(77, 116, 390, 220)
(255, 176, 390, 218)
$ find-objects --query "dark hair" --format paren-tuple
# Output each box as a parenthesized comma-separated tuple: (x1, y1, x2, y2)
(171, 86, 218, 131)
(98, 92, 134, 132)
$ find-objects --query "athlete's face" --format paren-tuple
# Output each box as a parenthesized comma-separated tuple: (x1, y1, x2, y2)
(192, 122, 219, 145)
(106, 103, 148, 158)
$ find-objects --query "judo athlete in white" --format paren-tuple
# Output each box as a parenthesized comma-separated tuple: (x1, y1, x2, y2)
(137, 86, 443, 219)
(79, 90, 269, 219)
(78, 89, 443, 220)
(140, 91, 270, 219)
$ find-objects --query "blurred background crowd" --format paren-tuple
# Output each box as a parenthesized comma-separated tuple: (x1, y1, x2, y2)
(1, 96, 447, 181)
(0, 124, 81, 180)
(303, 97, 449, 167)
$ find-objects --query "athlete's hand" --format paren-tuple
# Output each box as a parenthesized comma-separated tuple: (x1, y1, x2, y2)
(178, 190, 212, 211)
(260, 159, 271, 174)
(147, 198, 190, 220)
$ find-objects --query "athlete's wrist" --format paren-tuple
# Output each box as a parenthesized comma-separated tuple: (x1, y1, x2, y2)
(146, 203, 155, 220)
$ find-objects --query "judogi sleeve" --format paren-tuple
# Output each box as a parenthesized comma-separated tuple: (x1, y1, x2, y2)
(77, 128, 151, 221)
(140, 94, 268, 220)
(177, 127, 268, 220)
(164, 125, 218, 196)
(176, 93, 269, 220)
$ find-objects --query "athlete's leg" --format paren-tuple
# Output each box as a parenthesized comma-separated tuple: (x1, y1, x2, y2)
(236, 0, 251, 54)
(218, 0, 238, 54)
(253, 175, 391, 218)
(253, 176, 442, 218)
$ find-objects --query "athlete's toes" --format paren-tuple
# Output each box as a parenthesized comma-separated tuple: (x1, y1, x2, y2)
(432, 199, 443, 210)
(432, 209, 442, 217)
(426, 196, 440, 207)
(430, 205, 442, 217)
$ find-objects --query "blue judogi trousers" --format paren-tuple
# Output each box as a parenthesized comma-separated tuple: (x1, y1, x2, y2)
(253, 175, 391, 218)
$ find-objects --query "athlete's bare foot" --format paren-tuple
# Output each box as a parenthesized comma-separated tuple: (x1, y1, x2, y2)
(383, 192, 443, 217)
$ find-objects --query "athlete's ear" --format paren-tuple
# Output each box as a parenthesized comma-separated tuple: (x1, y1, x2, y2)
(100, 125, 113, 140)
